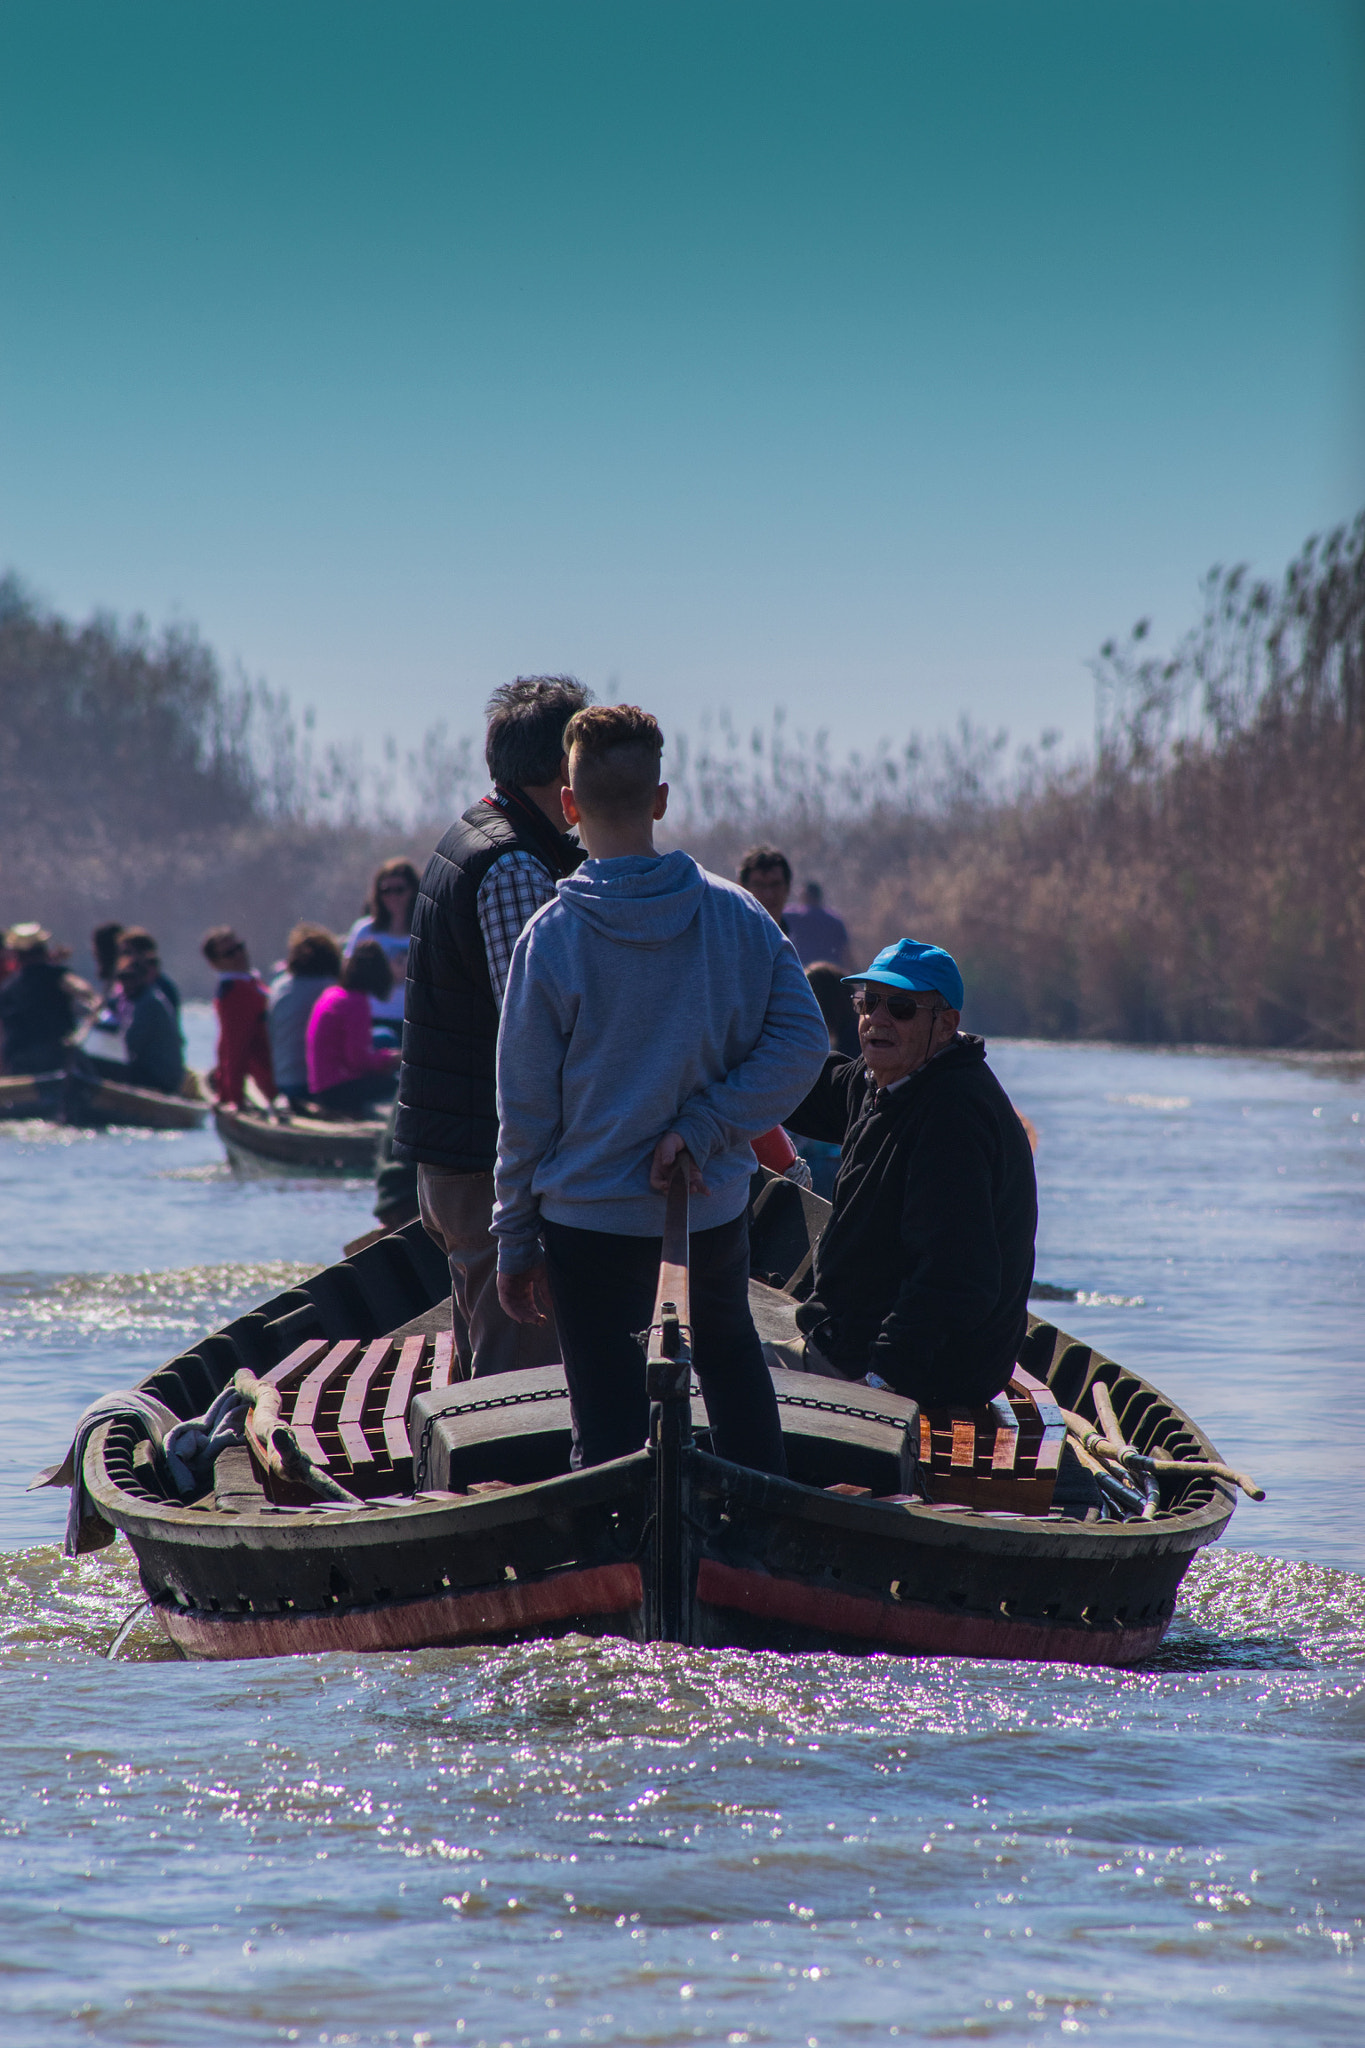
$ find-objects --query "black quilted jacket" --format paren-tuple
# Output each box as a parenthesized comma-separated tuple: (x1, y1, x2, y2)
(392, 789, 583, 1171)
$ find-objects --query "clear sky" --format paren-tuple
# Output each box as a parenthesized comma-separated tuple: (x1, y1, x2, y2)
(1, 1, 1360, 764)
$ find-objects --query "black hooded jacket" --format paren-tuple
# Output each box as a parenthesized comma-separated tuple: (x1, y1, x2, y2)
(393, 787, 584, 1172)
(785, 1034, 1037, 1406)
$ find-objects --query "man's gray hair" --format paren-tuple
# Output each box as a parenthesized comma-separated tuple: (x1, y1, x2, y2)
(485, 676, 593, 788)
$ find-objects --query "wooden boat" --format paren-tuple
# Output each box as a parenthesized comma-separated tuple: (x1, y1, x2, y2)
(0, 1068, 207, 1130)
(214, 1103, 386, 1176)
(58, 1174, 1252, 1668)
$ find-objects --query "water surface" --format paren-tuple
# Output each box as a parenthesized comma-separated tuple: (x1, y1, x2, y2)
(1, 1022, 1360, 2043)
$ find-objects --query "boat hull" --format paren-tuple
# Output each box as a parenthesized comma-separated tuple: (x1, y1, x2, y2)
(72, 1207, 1236, 1670)
(0, 1069, 206, 1129)
(214, 1104, 385, 1175)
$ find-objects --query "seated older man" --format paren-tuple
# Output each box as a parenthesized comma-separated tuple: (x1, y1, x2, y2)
(784, 938, 1037, 1407)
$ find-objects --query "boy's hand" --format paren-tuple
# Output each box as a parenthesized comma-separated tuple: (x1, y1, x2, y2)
(497, 1261, 553, 1325)
(650, 1131, 709, 1194)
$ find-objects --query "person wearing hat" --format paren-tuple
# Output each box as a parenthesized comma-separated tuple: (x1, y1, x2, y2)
(784, 938, 1037, 1408)
(0, 924, 91, 1075)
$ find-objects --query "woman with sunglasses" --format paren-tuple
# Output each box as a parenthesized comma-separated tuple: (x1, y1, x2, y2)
(344, 858, 421, 1043)
(783, 937, 1038, 1412)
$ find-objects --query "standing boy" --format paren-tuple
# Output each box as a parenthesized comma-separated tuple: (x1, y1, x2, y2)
(493, 705, 829, 1471)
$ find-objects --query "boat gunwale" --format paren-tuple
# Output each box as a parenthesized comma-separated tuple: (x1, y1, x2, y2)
(83, 1408, 1235, 1567)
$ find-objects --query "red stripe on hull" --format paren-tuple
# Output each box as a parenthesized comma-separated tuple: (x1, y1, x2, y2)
(160, 1562, 643, 1662)
(696, 1559, 1166, 1668)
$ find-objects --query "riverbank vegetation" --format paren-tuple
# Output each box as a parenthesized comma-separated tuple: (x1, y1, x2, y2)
(3, 511, 1361, 1044)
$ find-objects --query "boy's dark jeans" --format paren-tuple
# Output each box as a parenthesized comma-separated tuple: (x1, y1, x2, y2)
(541, 1211, 787, 1476)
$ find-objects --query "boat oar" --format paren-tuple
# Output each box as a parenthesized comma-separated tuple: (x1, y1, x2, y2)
(645, 1166, 694, 1643)
(1090, 1381, 1161, 1519)
(1057, 1404, 1265, 1502)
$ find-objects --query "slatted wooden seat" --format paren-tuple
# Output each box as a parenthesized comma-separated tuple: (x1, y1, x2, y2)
(252, 1332, 465, 1500)
(336, 1339, 395, 1468)
(920, 1367, 1066, 1513)
(291, 1341, 363, 1468)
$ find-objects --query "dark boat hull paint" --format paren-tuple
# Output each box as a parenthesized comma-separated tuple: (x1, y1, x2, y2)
(694, 1559, 1167, 1666)
(159, 1561, 645, 1659)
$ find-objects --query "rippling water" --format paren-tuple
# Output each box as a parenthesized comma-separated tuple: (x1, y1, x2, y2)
(1, 1018, 1361, 2043)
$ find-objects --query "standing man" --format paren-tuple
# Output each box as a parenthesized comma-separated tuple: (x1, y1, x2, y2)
(492, 705, 830, 1471)
(394, 676, 591, 1376)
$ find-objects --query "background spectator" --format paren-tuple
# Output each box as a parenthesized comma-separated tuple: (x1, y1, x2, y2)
(736, 845, 792, 932)
(91, 922, 124, 996)
(268, 924, 342, 1107)
(306, 939, 400, 1116)
(118, 927, 181, 1014)
(786, 881, 851, 967)
(84, 945, 184, 1093)
(0, 923, 89, 1074)
(345, 858, 420, 1041)
(202, 926, 274, 1108)
(805, 960, 861, 1056)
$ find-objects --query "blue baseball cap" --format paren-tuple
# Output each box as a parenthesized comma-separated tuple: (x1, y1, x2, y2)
(842, 939, 964, 1011)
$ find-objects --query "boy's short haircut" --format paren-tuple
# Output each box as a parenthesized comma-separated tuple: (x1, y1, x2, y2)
(563, 705, 665, 823)
(738, 844, 792, 887)
(485, 676, 593, 787)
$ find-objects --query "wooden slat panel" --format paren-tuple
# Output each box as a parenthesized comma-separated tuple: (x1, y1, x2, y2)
(382, 1335, 429, 1462)
(1009, 1365, 1067, 1477)
(264, 1338, 327, 1390)
(291, 1340, 362, 1468)
(919, 1414, 933, 1462)
(428, 1330, 456, 1390)
(989, 1392, 1020, 1472)
(336, 1339, 393, 1467)
(1010, 1364, 1067, 1431)
(1034, 1425, 1066, 1474)
(950, 1417, 977, 1468)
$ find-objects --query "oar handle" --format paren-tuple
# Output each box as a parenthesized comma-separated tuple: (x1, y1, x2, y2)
(1059, 1407, 1265, 1501)
(646, 1167, 692, 1400)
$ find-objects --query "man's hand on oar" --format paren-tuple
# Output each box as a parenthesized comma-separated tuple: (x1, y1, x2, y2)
(650, 1130, 708, 1194)
(497, 1262, 554, 1325)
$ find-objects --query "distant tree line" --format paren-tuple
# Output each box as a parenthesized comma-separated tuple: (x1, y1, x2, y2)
(675, 512, 1365, 1048)
(2, 511, 1361, 1042)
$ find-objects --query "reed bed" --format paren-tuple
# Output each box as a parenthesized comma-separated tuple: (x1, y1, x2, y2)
(3, 512, 1361, 1046)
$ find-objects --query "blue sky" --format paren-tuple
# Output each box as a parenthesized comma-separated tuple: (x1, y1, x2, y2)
(1, 1, 1360, 765)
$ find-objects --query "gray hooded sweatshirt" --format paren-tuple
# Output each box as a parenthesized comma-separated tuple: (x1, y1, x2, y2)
(492, 850, 830, 1270)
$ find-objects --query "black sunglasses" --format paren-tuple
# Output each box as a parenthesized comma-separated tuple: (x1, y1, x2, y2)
(851, 987, 944, 1023)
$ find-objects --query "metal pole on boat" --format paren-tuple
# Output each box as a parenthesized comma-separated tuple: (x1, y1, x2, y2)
(645, 1166, 694, 1644)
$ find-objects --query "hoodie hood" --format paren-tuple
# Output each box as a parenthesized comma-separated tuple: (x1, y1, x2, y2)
(555, 850, 706, 947)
